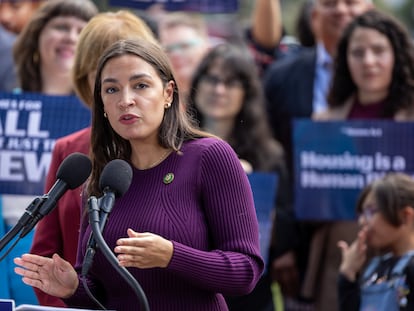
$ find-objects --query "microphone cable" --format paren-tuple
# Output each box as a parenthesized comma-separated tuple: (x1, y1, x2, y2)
(83, 195, 150, 311)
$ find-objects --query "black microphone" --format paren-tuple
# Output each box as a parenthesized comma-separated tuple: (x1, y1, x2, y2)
(82, 159, 133, 276)
(98, 159, 133, 221)
(20, 152, 92, 238)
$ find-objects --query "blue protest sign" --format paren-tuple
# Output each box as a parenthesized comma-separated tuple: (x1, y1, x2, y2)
(247, 172, 278, 266)
(0, 92, 90, 196)
(109, 0, 238, 13)
(0, 300, 14, 311)
(293, 119, 414, 220)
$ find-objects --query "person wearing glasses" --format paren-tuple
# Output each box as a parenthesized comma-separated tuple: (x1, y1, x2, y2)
(12, 0, 98, 95)
(337, 172, 414, 310)
(0, 0, 97, 306)
(28, 10, 156, 307)
(302, 9, 414, 311)
(158, 12, 210, 102)
(188, 43, 290, 311)
(13, 38, 264, 311)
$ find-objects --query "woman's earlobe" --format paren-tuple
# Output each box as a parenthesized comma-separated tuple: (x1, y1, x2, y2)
(165, 80, 175, 101)
(402, 206, 414, 225)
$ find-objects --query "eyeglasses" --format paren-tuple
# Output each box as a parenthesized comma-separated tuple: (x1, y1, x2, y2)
(200, 74, 243, 89)
(163, 39, 201, 54)
(359, 204, 379, 221)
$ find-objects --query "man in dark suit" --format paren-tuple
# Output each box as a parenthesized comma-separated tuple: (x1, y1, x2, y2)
(263, 1, 373, 310)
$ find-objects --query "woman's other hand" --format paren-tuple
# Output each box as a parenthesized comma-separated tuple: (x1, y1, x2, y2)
(115, 228, 174, 269)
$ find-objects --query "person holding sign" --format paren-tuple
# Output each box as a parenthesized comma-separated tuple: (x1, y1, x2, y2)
(337, 173, 414, 310)
(29, 11, 157, 307)
(308, 9, 414, 311)
(188, 42, 290, 311)
(14, 38, 264, 311)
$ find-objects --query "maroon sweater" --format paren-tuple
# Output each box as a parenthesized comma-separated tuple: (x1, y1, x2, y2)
(65, 137, 264, 311)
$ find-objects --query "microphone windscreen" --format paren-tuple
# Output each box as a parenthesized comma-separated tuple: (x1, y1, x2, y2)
(99, 159, 133, 198)
(56, 153, 92, 189)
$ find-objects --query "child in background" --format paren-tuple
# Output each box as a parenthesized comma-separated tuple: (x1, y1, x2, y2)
(337, 173, 414, 311)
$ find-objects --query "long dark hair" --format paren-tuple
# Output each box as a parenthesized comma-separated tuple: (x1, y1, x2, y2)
(188, 43, 284, 171)
(89, 39, 211, 196)
(328, 9, 414, 117)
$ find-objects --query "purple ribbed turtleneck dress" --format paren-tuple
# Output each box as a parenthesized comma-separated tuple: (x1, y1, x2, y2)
(65, 137, 264, 311)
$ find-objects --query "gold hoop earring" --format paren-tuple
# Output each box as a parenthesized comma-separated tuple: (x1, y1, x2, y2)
(104, 112, 107, 118)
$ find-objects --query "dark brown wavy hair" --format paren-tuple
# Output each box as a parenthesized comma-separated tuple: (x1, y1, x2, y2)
(328, 9, 414, 117)
(88, 39, 212, 196)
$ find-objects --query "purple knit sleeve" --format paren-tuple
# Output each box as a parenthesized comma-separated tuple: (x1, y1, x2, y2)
(167, 139, 264, 295)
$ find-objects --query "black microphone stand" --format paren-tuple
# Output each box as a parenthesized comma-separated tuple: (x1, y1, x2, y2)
(82, 191, 115, 277)
(87, 196, 150, 311)
(0, 196, 46, 254)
